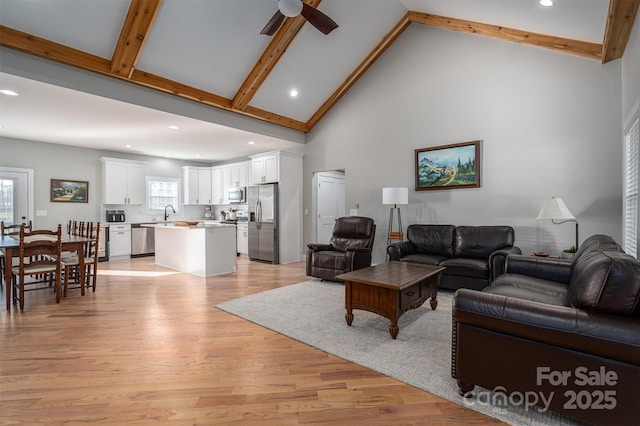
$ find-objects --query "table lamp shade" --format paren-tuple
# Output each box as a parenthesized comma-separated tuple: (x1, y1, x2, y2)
(382, 187, 408, 205)
(536, 197, 575, 220)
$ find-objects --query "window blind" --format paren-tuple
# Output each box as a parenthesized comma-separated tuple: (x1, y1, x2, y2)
(623, 108, 640, 258)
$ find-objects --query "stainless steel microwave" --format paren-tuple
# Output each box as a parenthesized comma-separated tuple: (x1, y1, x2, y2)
(228, 187, 246, 203)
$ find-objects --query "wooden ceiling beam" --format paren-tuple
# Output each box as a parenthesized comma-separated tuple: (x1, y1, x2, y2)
(131, 69, 307, 131)
(407, 11, 603, 61)
(305, 14, 411, 132)
(602, 0, 640, 63)
(110, 0, 162, 78)
(232, 0, 323, 112)
(0, 25, 112, 74)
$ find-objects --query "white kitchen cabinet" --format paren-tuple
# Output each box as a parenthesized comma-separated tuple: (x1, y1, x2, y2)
(211, 166, 225, 205)
(100, 158, 146, 204)
(250, 152, 278, 184)
(229, 161, 250, 188)
(182, 166, 212, 205)
(236, 222, 248, 255)
(109, 223, 131, 257)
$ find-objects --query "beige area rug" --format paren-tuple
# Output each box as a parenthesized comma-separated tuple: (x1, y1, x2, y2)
(216, 280, 582, 426)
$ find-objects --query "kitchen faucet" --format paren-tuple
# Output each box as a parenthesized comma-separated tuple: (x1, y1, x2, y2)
(164, 205, 176, 221)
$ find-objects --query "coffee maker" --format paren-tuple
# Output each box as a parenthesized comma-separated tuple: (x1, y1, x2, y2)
(204, 206, 213, 219)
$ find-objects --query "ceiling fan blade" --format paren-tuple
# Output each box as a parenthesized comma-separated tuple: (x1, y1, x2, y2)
(301, 3, 338, 35)
(260, 10, 286, 35)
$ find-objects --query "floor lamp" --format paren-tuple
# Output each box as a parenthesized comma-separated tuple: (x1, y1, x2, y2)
(383, 187, 409, 249)
(536, 197, 579, 250)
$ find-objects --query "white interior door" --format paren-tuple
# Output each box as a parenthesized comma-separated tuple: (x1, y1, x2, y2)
(316, 173, 345, 244)
(0, 167, 33, 225)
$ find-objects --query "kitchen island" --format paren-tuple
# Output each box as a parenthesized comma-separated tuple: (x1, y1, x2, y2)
(152, 223, 236, 277)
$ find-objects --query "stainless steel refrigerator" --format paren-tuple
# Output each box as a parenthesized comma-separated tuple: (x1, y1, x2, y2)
(248, 184, 279, 264)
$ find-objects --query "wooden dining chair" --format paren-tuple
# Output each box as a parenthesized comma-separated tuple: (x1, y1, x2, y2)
(1, 220, 33, 287)
(11, 224, 62, 310)
(62, 222, 100, 296)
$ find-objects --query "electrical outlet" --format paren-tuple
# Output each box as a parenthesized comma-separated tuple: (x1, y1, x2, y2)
(36, 210, 47, 216)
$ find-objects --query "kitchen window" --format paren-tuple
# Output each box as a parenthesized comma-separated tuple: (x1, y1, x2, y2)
(147, 177, 180, 212)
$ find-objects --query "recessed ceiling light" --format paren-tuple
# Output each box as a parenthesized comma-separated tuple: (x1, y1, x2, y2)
(125, 144, 132, 148)
(539, 0, 553, 6)
(290, 89, 298, 98)
(248, 141, 255, 145)
(168, 125, 179, 130)
(195, 154, 201, 158)
(0, 89, 19, 96)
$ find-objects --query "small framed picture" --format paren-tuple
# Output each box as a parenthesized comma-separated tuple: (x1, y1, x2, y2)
(50, 179, 89, 203)
(415, 141, 481, 191)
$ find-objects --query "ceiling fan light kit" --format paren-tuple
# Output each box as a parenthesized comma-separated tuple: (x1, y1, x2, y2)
(279, 0, 303, 17)
(261, 0, 339, 36)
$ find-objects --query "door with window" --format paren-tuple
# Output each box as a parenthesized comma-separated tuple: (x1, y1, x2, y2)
(0, 167, 32, 226)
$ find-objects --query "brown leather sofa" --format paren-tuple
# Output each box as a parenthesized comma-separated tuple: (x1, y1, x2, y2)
(306, 216, 375, 281)
(387, 225, 521, 290)
(452, 235, 640, 425)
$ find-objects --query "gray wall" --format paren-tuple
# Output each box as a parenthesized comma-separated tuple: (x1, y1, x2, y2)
(303, 25, 624, 263)
(0, 137, 208, 229)
(622, 14, 640, 121)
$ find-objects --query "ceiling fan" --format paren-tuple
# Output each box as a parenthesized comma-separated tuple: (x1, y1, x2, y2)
(261, 0, 338, 36)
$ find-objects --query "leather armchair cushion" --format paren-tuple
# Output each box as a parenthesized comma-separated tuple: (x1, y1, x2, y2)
(330, 216, 375, 252)
(484, 282, 568, 306)
(406, 225, 455, 257)
(568, 249, 640, 316)
(453, 226, 515, 259)
(310, 250, 346, 271)
(440, 257, 488, 279)
(491, 274, 569, 299)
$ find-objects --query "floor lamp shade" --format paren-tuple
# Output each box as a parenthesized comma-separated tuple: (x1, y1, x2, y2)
(383, 187, 408, 206)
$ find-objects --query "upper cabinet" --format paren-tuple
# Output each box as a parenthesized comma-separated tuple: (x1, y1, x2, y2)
(250, 152, 279, 184)
(100, 157, 146, 204)
(182, 166, 212, 205)
(211, 166, 226, 205)
(228, 161, 250, 188)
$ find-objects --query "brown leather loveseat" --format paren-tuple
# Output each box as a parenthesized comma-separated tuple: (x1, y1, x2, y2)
(452, 235, 640, 425)
(387, 225, 521, 290)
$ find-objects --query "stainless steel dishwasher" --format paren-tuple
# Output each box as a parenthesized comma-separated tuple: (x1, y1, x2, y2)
(131, 224, 155, 257)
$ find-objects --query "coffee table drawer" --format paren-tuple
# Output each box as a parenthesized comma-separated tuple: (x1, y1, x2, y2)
(401, 286, 422, 306)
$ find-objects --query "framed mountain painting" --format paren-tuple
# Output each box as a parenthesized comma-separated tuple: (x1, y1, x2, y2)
(415, 141, 481, 191)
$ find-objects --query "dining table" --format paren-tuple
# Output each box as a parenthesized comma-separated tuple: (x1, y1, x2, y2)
(1, 233, 96, 310)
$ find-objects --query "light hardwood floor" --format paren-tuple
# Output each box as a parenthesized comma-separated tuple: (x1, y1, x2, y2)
(0, 257, 503, 425)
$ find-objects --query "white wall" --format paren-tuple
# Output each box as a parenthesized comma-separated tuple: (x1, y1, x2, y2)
(304, 25, 623, 263)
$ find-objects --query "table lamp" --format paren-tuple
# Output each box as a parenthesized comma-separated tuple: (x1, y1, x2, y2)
(536, 196, 579, 250)
(383, 187, 409, 247)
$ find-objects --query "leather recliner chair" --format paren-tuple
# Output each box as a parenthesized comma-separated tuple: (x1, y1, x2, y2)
(306, 216, 376, 281)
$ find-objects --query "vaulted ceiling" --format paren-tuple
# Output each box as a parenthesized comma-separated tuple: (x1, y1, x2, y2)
(0, 0, 638, 161)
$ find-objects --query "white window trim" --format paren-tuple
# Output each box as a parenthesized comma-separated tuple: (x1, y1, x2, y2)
(146, 176, 181, 213)
(623, 99, 640, 258)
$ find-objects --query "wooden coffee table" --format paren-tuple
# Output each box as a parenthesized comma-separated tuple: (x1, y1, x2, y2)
(336, 261, 445, 339)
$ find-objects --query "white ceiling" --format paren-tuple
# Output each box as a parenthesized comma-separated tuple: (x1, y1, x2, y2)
(0, 0, 611, 163)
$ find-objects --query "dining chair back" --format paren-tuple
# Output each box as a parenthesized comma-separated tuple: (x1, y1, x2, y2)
(62, 222, 100, 296)
(11, 224, 62, 310)
(1, 220, 33, 287)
